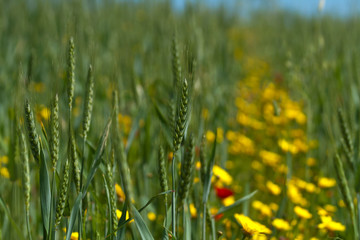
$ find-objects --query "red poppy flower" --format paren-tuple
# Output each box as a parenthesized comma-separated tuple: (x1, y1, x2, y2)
(215, 186, 234, 199)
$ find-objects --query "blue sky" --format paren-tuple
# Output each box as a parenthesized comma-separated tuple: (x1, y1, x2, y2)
(172, 0, 360, 17)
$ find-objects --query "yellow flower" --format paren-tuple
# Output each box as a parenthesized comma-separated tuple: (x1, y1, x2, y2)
(306, 157, 317, 167)
(116, 209, 134, 223)
(70, 232, 79, 240)
(259, 150, 281, 167)
(318, 216, 345, 232)
(212, 165, 233, 185)
(234, 214, 271, 236)
(287, 183, 307, 206)
(0, 156, 8, 164)
(147, 212, 156, 221)
(39, 105, 50, 121)
(115, 183, 126, 201)
(317, 207, 329, 216)
(294, 206, 312, 219)
(324, 204, 336, 213)
(252, 201, 272, 217)
(266, 181, 281, 195)
(222, 196, 235, 207)
(206, 128, 224, 143)
(272, 218, 291, 231)
(318, 177, 336, 188)
(206, 130, 216, 142)
(0, 167, 10, 179)
(278, 139, 298, 154)
(189, 203, 197, 218)
(251, 161, 263, 171)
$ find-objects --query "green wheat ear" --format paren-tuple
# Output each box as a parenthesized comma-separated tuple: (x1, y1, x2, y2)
(172, 34, 181, 89)
(19, 129, 30, 217)
(83, 64, 94, 141)
(177, 134, 195, 209)
(158, 146, 169, 203)
(105, 161, 118, 234)
(50, 94, 59, 171)
(173, 78, 190, 152)
(67, 37, 75, 112)
(55, 159, 70, 229)
(24, 99, 40, 162)
(70, 134, 81, 193)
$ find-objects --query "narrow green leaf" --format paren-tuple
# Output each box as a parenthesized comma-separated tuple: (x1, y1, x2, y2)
(103, 176, 114, 240)
(202, 131, 217, 203)
(216, 191, 257, 216)
(131, 204, 154, 240)
(39, 147, 51, 236)
(0, 196, 26, 240)
(82, 118, 111, 195)
(116, 199, 128, 240)
(66, 192, 83, 240)
(184, 203, 191, 240)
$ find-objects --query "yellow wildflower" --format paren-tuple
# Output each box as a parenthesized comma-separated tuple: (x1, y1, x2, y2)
(252, 201, 272, 217)
(306, 157, 316, 167)
(287, 183, 307, 206)
(259, 150, 281, 167)
(272, 218, 291, 231)
(147, 212, 156, 221)
(318, 216, 345, 232)
(0, 167, 10, 179)
(212, 165, 233, 185)
(222, 196, 235, 207)
(189, 203, 197, 218)
(70, 232, 79, 240)
(116, 209, 134, 223)
(0, 156, 8, 164)
(278, 139, 298, 154)
(115, 183, 126, 201)
(251, 161, 263, 171)
(318, 177, 336, 188)
(294, 206, 312, 219)
(266, 181, 281, 195)
(324, 204, 336, 213)
(234, 214, 271, 236)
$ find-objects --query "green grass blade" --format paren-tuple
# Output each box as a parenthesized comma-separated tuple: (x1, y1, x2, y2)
(202, 131, 217, 203)
(39, 147, 51, 237)
(131, 204, 155, 240)
(65, 192, 83, 240)
(0, 196, 26, 240)
(216, 190, 257, 216)
(82, 118, 112, 195)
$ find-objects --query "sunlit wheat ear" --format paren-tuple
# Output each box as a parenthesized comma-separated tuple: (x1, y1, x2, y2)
(67, 37, 75, 112)
(82, 65, 94, 141)
(173, 78, 189, 152)
(19, 130, 30, 215)
(158, 146, 169, 203)
(55, 159, 70, 229)
(177, 134, 195, 209)
(24, 99, 40, 162)
(50, 94, 59, 171)
(199, 134, 207, 185)
(70, 135, 81, 193)
(105, 161, 118, 233)
(172, 34, 181, 88)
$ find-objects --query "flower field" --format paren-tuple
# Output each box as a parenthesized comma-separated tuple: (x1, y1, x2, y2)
(0, 1, 359, 239)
